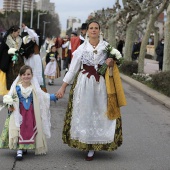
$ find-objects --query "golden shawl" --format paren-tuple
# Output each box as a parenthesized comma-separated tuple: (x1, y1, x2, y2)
(105, 63, 127, 120)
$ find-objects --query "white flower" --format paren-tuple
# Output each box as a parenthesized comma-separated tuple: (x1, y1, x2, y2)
(8, 48, 17, 55)
(3, 95, 14, 105)
(110, 48, 122, 59)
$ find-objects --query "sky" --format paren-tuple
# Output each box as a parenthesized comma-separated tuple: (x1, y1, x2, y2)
(53, 0, 116, 30)
(0, 0, 117, 30)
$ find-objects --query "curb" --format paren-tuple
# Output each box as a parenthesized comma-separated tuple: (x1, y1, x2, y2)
(120, 73, 170, 109)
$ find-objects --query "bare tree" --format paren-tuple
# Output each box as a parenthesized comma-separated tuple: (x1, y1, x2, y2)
(123, 0, 153, 61)
(138, 0, 169, 73)
(0, 12, 20, 30)
(163, 3, 170, 71)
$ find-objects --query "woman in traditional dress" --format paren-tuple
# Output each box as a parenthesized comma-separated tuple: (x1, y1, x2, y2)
(0, 65, 57, 160)
(0, 25, 24, 95)
(21, 24, 47, 91)
(56, 21, 127, 161)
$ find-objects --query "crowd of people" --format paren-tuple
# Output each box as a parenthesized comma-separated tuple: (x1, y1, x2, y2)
(0, 21, 127, 161)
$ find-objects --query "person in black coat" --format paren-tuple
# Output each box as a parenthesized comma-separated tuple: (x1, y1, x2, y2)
(155, 38, 164, 71)
(0, 25, 24, 92)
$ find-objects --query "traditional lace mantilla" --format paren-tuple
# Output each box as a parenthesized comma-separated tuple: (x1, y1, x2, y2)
(80, 41, 107, 67)
(6, 35, 22, 50)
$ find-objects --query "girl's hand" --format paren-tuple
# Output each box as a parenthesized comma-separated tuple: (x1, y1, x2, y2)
(8, 106, 14, 112)
(105, 58, 114, 67)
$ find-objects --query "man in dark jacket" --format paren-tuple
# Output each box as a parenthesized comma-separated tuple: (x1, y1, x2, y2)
(155, 38, 164, 71)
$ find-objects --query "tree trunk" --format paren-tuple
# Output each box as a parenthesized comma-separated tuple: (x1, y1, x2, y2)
(124, 22, 137, 61)
(108, 20, 117, 47)
(138, 0, 168, 73)
(153, 27, 159, 60)
(163, 4, 170, 71)
(138, 17, 155, 73)
(104, 28, 108, 41)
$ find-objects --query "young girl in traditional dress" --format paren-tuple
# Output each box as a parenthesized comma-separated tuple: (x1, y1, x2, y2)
(44, 45, 61, 85)
(0, 65, 57, 160)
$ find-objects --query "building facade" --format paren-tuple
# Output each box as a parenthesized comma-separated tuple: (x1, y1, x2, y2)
(66, 17, 81, 31)
(3, 0, 35, 11)
(36, 0, 55, 15)
(2, 0, 55, 14)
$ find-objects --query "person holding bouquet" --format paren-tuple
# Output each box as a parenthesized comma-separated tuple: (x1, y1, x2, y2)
(56, 21, 127, 161)
(0, 65, 58, 160)
(0, 25, 24, 95)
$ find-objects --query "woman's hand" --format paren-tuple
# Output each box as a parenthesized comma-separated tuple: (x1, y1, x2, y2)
(56, 86, 66, 98)
(105, 58, 114, 67)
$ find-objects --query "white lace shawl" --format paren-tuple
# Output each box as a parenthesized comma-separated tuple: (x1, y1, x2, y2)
(63, 40, 108, 84)
(8, 76, 51, 138)
(6, 35, 22, 50)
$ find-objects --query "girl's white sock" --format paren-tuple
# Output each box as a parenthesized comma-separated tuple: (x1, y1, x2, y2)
(87, 150, 94, 157)
(17, 150, 23, 156)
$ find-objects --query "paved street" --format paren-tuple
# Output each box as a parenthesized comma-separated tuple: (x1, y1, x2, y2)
(0, 69, 170, 170)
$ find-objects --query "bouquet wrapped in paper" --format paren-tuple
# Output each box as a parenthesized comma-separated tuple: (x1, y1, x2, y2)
(8, 48, 19, 65)
(97, 44, 123, 76)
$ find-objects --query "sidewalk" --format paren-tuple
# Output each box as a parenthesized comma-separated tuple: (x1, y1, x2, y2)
(120, 59, 170, 109)
(144, 58, 159, 74)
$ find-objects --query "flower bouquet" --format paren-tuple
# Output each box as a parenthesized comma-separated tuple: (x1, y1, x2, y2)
(0, 94, 17, 113)
(8, 48, 19, 65)
(97, 44, 123, 76)
(49, 53, 56, 61)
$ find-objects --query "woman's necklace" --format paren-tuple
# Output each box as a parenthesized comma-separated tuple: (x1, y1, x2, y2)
(89, 40, 99, 49)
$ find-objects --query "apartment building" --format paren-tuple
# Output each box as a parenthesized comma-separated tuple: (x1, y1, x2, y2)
(3, 0, 35, 12)
(36, 0, 55, 15)
(66, 17, 81, 30)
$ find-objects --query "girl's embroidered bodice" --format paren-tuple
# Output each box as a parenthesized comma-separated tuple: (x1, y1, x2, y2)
(16, 85, 33, 110)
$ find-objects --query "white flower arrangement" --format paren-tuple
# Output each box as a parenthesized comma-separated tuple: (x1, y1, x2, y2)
(8, 48, 19, 65)
(110, 48, 122, 60)
(0, 94, 17, 112)
(97, 44, 124, 76)
(8, 48, 17, 55)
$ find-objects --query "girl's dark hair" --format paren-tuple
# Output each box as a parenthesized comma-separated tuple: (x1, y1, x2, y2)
(19, 65, 33, 76)
(3, 25, 20, 42)
(87, 21, 100, 30)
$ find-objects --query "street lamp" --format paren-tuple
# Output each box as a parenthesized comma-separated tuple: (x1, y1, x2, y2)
(19, 0, 24, 32)
(43, 21, 50, 40)
(30, 0, 34, 28)
(37, 12, 47, 29)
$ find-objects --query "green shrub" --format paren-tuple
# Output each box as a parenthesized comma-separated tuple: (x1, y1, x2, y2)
(119, 61, 138, 76)
(151, 71, 170, 97)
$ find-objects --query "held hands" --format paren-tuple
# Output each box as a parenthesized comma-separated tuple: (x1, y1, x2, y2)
(56, 87, 65, 99)
(105, 58, 114, 67)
